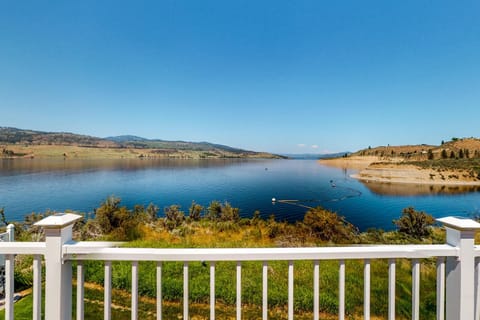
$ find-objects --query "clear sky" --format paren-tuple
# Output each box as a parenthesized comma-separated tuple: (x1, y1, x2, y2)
(1, 1, 479, 154)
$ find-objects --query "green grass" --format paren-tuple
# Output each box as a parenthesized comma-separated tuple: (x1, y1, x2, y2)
(0, 292, 41, 319)
(72, 254, 437, 319)
(1, 258, 437, 319)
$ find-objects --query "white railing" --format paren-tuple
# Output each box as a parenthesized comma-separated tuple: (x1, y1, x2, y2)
(0, 224, 14, 298)
(0, 214, 480, 320)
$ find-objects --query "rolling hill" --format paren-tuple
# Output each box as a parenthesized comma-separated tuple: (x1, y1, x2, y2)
(0, 127, 283, 159)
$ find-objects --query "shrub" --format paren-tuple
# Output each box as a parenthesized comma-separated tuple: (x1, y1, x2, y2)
(92, 196, 144, 240)
(302, 207, 358, 243)
(188, 201, 204, 221)
(164, 205, 185, 230)
(206, 201, 240, 222)
(393, 207, 434, 239)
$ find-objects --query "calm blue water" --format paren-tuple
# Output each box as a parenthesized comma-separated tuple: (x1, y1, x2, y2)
(1, 158, 480, 231)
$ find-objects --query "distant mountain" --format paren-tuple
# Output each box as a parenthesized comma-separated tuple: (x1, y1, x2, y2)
(0, 127, 283, 159)
(105, 135, 149, 143)
(0, 126, 116, 147)
(284, 152, 351, 160)
(104, 135, 248, 153)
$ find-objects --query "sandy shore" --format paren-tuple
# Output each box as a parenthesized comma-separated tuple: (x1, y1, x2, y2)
(353, 163, 480, 186)
(319, 156, 379, 170)
(320, 156, 480, 186)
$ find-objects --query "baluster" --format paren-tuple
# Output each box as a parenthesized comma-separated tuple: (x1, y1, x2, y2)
(237, 261, 242, 320)
(313, 260, 320, 320)
(5, 254, 14, 320)
(33, 255, 42, 320)
(364, 259, 370, 320)
(77, 261, 84, 320)
(412, 259, 420, 320)
(339, 260, 345, 320)
(288, 260, 294, 320)
(157, 262, 162, 320)
(210, 262, 216, 320)
(263, 261, 268, 320)
(132, 261, 139, 320)
(184, 262, 189, 320)
(105, 261, 112, 320)
(476, 257, 480, 320)
(388, 259, 396, 320)
(437, 257, 445, 320)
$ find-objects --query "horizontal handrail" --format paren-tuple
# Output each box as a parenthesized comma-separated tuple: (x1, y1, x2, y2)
(0, 242, 46, 255)
(63, 243, 458, 261)
(473, 245, 480, 256)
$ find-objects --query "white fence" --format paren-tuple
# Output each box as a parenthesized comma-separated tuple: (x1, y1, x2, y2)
(0, 214, 480, 320)
(0, 225, 14, 298)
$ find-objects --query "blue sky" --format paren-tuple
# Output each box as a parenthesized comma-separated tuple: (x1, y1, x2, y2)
(1, 1, 479, 154)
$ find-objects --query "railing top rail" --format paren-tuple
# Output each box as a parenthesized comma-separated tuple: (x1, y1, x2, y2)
(0, 242, 46, 255)
(64, 243, 457, 262)
(472, 245, 480, 257)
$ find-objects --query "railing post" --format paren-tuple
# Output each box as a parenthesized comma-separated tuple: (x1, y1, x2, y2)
(437, 216, 480, 320)
(35, 213, 83, 320)
(6, 224, 14, 241)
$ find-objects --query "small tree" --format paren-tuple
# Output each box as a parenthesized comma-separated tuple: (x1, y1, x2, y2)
(303, 207, 357, 243)
(427, 149, 434, 160)
(219, 202, 240, 222)
(93, 196, 142, 240)
(206, 201, 222, 221)
(441, 149, 448, 159)
(164, 205, 185, 230)
(145, 203, 159, 222)
(95, 196, 122, 234)
(205, 201, 239, 222)
(188, 201, 204, 221)
(393, 207, 434, 239)
(0, 207, 8, 225)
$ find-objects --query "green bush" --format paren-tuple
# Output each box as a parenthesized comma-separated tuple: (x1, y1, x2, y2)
(302, 207, 358, 243)
(393, 207, 435, 239)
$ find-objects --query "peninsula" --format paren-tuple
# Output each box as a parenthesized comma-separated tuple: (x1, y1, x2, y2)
(321, 138, 480, 186)
(0, 127, 283, 160)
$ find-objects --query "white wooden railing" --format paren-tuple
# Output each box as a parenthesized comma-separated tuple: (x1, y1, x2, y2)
(1, 214, 480, 320)
(0, 224, 14, 298)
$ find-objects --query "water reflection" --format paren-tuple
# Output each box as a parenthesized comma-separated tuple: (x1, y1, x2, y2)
(361, 180, 480, 196)
(0, 158, 258, 176)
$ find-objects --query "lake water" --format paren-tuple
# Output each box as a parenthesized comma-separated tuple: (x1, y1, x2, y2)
(1, 158, 480, 231)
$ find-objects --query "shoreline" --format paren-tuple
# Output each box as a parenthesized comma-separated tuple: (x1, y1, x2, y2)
(318, 156, 381, 170)
(320, 157, 480, 186)
(0, 144, 282, 160)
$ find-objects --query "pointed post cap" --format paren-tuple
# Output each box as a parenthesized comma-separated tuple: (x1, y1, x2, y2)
(34, 213, 83, 229)
(437, 216, 480, 231)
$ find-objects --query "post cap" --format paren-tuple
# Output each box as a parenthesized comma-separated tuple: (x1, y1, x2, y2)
(34, 213, 83, 229)
(437, 216, 480, 231)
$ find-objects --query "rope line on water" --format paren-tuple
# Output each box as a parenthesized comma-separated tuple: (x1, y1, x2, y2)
(272, 179, 362, 210)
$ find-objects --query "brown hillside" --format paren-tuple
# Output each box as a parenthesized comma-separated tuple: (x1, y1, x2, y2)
(353, 138, 480, 161)
(353, 144, 435, 160)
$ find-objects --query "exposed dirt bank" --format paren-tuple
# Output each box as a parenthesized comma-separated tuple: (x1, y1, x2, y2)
(352, 163, 480, 186)
(321, 156, 480, 186)
(319, 156, 383, 170)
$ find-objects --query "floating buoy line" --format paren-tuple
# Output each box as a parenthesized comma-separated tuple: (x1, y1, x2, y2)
(272, 179, 362, 210)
